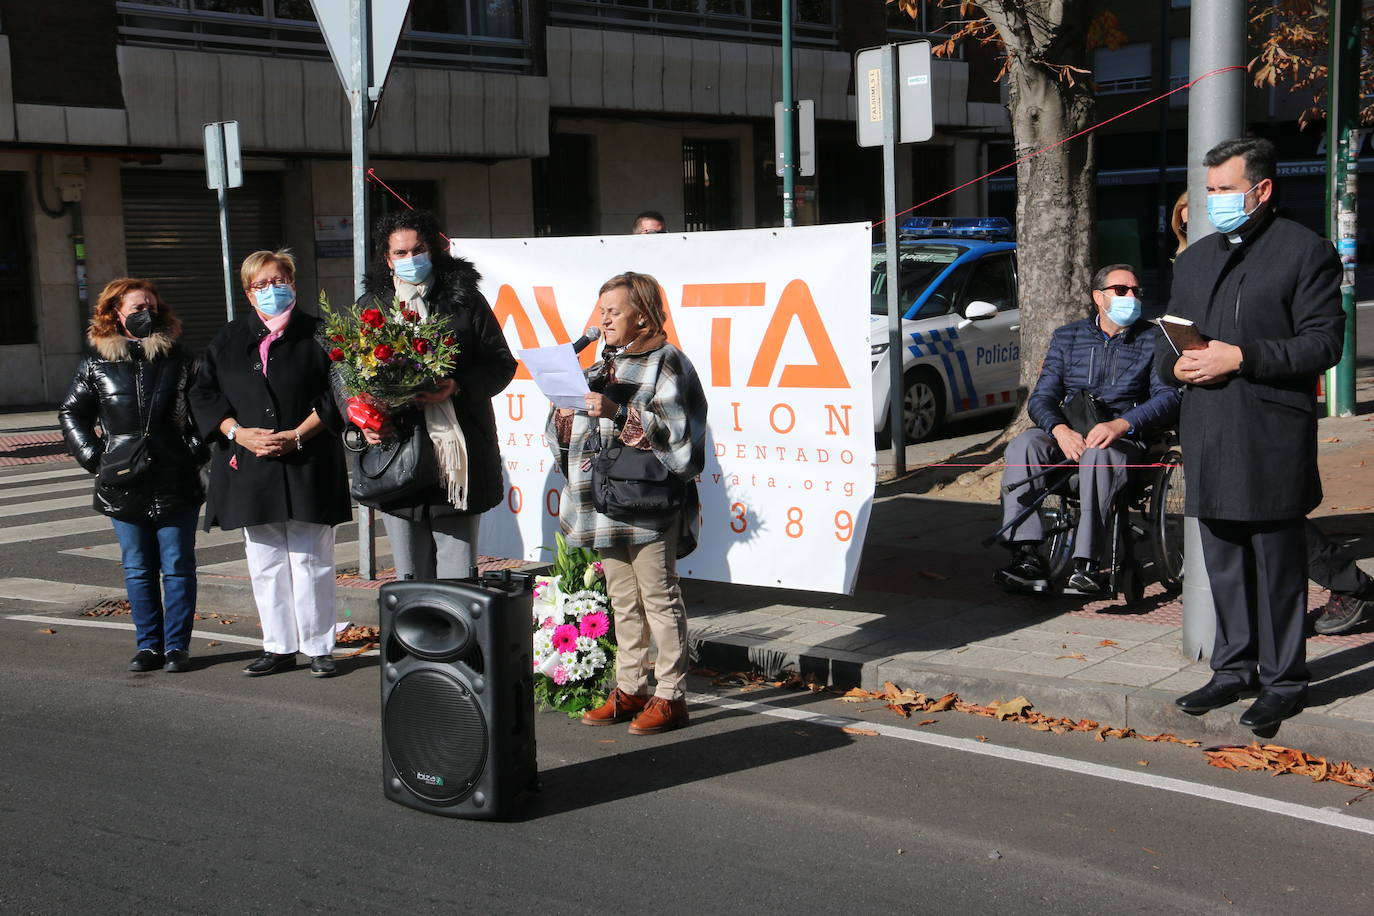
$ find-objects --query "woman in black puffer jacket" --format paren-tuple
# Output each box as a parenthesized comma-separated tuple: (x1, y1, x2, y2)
(59, 278, 206, 674)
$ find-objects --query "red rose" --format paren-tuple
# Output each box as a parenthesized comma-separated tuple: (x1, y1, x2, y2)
(329, 347, 345, 362)
(373, 344, 394, 360)
(442, 336, 455, 347)
(360, 308, 385, 328)
(402, 309, 420, 323)
(330, 334, 345, 343)
(412, 338, 430, 355)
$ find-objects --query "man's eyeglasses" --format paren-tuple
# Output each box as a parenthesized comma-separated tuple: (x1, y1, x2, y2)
(249, 277, 292, 292)
(1099, 284, 1143, 297)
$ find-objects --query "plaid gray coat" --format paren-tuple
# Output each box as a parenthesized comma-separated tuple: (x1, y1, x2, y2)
(547, 342, 707, 558)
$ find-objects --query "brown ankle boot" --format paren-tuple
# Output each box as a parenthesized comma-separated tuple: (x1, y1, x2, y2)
(627, 697, 689, 735)
(581, 688, 648, 726)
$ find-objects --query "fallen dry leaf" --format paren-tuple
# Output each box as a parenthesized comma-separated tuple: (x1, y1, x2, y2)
(205, 640, 222, 647)
(975, 735, 988, 742)
(1057, 652, 1087, 661)
(1142, 847, 1159, 855)
(842, 726, 879, 737)
(1137, 760, 1150, 767)
(995, 696, 1033, 720)
(39, 627, 56, 635)
(928, 693, 958, 712)
(917, 719, 937, 727)
(1098, 639, 1120, 648)
(1323, 436, 1341, 443)
(342, 641, 378, 658)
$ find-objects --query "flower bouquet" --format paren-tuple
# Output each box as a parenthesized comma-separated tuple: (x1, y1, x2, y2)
(531, 532, 617, 717)
(319, 291, 461, 408)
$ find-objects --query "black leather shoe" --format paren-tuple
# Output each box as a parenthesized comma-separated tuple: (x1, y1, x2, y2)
(1063, 564, 1108, 597)
(128, 649, 164, 672)
(163, 648, 191, 673)
(243, 652, 295, 676)
(994, 545, 1050, 594)
(1175, 679, 1254, 715)
(1239, 690, 1305, 730)
(310, 655, 337, 678)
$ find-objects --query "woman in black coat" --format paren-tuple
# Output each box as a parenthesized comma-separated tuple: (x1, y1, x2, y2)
(59, 279, 205, 673)
(348, 209, 516, 579)
(190, 249, 351, 678)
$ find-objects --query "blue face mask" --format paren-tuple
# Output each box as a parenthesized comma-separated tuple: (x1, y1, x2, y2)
(392, 251, 433, 284)
(254, 283, 295, 316)
(1106, 296, 1141, 327)
(1206, 185, 1259, 234)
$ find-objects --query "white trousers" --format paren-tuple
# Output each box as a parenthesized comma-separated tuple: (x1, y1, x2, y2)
(242, 520, 337, 657)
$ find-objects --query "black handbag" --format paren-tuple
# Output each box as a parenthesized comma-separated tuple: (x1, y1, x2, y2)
(590, 436, 685, 524)
(98, 362, 161, 487)
(347, 410, 440, 509)
(1060, 389, 1115, 436)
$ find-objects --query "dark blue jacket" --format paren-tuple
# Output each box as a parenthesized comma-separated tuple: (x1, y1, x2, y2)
(1027, 317, 1180, 437)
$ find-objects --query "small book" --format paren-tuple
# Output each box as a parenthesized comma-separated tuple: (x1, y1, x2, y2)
(1154, 315, 1208, 355)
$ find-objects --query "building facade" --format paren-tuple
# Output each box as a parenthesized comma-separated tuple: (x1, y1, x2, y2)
(0, 0, 1007, 406)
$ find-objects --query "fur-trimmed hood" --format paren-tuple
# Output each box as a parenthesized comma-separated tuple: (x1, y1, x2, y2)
(87, 326, 178, 362)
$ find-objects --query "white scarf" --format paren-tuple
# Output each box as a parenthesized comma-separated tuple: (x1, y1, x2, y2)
(394, 275, 468, 510)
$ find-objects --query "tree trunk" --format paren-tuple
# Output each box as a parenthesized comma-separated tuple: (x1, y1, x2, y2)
(966, 2, 1098, 468)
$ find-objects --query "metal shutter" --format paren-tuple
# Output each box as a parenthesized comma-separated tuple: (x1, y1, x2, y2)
(121, 169, 285, 352)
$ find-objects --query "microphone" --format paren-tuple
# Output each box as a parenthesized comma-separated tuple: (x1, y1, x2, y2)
(572, 327, 602, 353)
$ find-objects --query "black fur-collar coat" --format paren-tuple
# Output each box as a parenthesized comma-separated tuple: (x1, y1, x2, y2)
(356, 256, 517, 519)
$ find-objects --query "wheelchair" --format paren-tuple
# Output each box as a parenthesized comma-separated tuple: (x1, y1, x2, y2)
(988, 436, 1186, 603)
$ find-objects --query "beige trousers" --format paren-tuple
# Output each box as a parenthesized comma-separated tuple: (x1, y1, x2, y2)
(600, 526, 689, 700)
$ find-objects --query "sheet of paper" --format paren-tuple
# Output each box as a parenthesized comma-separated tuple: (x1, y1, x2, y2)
(517, 342, 590, 410)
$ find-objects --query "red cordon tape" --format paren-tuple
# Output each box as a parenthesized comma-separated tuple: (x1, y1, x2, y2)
(363, 167, 454, 248)
(874, 64, 1247, 227)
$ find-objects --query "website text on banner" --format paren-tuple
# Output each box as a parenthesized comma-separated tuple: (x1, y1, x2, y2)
(457, 224, 876, 595)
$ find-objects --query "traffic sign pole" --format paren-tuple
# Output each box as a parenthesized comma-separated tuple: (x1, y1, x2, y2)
(350, 0, 377, 581)
(881, 44, 904, 475)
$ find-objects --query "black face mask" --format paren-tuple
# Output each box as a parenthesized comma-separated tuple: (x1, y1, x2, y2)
(123, 310, 156, 339)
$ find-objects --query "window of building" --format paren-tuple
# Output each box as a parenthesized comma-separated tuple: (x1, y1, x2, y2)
(1093, 42, 1152, 95)
(1169, 37, 1191, 105)
(534, 134, 599, 237)
(0, 174, 36, 346)
(683, 139, 737, 232)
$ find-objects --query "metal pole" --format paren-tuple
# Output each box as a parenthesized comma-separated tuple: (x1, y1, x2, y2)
(1324, 0, 1359, 418)
(352, 0, 377, 580)
(1181, 0, 1246, 661)
(882, 43, 904, 475)
(218, 185, 234, 323)
(781, 0, 795, 227)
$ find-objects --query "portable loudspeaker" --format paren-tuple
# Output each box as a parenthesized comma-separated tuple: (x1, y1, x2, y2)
(379, 570, 538, 819)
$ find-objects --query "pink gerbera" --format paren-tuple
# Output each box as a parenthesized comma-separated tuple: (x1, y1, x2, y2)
(579, 611, 610, 639)
(552, 624, 579, 653)
(552, 666, 568, 685)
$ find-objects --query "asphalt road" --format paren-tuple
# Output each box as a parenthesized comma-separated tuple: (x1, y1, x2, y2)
(3, 618, 1372, 915)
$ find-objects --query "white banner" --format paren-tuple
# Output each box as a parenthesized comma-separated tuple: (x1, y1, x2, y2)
(457, 224, 875, 594)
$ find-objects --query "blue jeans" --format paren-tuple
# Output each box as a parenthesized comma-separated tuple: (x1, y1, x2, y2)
(110, 510, 199, 653)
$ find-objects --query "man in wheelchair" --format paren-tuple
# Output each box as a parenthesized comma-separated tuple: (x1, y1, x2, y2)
(995, 264, 1182, 596)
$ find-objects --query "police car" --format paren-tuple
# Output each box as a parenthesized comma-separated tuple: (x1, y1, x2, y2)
(871, 217, 1020, 444)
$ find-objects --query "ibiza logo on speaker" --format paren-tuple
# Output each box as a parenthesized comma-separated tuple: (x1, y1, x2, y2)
(415, 771, 445, 788)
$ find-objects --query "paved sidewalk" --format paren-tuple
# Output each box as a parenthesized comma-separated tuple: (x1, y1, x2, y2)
(0, 409, 66, 467)
(684, 405, 1374, 765)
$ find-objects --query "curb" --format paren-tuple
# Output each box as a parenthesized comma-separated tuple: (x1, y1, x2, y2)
(691, 631, 1374, 767)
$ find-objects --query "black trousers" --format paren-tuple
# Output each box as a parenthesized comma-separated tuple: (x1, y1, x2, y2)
(1200, 517, 1309, 698)
(1306, 519, 1374, 599)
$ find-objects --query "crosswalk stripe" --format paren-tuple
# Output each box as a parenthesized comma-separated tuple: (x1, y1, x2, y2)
(0, 577, 124, 604)
(0, 478, 92, 500)
(60, 526, 243, 561)
(0, 514, 114, 546)
(0, 466, 87, 485)
(4, 613, 266, 647)
(0, 494, 94, 519)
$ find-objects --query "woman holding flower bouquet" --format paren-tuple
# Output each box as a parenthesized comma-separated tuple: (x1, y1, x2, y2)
(190, 249, 351, 678)
(550, 271, 707, 735)
(348, 209, 516, 580)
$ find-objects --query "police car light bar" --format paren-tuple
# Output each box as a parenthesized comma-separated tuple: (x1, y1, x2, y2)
(899, 217, 1013, 240)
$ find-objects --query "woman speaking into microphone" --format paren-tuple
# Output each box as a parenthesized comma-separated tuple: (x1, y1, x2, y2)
(550, 271, 707, 735)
